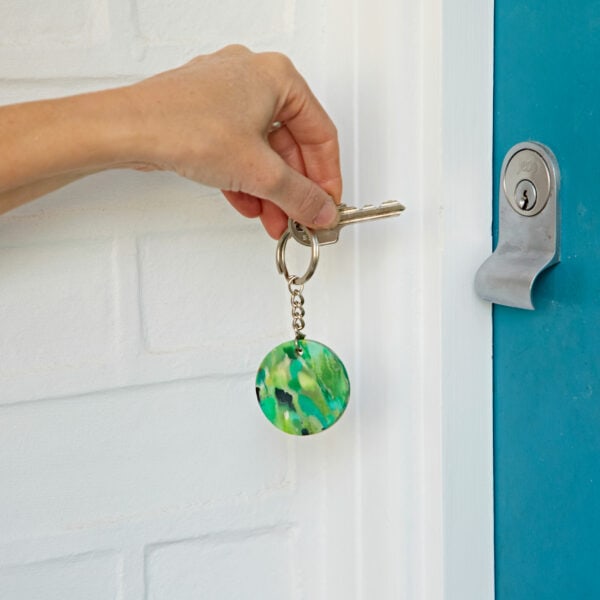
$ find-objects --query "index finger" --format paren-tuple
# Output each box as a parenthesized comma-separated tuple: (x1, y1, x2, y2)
(276, 77, 343, 204)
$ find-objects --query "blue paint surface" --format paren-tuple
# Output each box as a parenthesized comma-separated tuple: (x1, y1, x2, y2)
(494, 1, 600, 598)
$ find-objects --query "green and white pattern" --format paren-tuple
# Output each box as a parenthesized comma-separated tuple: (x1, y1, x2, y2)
(256, 339, 350, 435)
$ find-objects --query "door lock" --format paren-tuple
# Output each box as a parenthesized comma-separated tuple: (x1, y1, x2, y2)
(475, 141, 560, 310)
(504, 146, 553, 217)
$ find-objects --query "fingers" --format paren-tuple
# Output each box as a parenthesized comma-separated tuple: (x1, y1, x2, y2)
(247, 144, 339, 230)
(287, 119, 342, 205)
(222, 191, 289, 240)
(153, 48, 343, 240)
(225, 150, 339, 240)
(262, 125, 305, 236)
(268, 125, 306, 174)
(226, 124, 340, 239)
(261, 124, 337, 238)
(259, 200, 289, 239)
(221, 191, 262, 218)
(273, 69, 343, 204)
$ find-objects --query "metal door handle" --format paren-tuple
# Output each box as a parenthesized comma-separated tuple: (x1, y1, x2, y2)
(475, 141, 560, 310)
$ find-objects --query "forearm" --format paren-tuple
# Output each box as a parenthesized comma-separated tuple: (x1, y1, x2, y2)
(0, 171, 103, 215)
(0, 88, 139, 212)
(0, 47, 341, 236)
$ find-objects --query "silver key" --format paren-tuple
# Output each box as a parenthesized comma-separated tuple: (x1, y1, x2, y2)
(289, 200, 405, 246)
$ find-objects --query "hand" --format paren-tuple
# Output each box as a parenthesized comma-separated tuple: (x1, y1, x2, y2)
(0, 45, 342, 239)
(123, 45, 342, 238)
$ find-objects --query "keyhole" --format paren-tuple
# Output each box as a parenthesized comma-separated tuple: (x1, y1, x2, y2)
(514, 179, 538, 212)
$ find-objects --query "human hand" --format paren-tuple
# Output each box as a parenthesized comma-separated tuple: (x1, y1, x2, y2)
(0, 45, 341, 237)
(123, 45, 342, 238)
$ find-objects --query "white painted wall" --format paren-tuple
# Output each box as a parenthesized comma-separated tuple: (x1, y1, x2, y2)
(0, 0, 494, 598)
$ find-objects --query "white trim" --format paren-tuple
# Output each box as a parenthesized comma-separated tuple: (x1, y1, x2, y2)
(421, 0, 496, 597)
(322, 0, 494, 597)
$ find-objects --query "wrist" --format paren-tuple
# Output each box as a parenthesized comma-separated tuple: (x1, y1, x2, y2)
(68, 86, 147, 169)
(0, 86, 149, 195)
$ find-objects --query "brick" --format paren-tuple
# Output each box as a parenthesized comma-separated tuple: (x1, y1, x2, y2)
(146, 528, 293, 599)
(0, 377, 289, 541)
(0, 0, 109, 47)
(135, 0, 295, 46)
(0, 240, 118, 385)
(0, 552, 119, 600)
(138, 227, 286, 357)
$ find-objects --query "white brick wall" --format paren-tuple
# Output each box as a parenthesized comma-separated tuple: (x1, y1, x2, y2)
(0, 553, 120, 600)
(0, 0, 357, 598)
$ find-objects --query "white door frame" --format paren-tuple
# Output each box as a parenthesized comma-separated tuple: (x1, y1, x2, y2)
(324, 1, 495, 597)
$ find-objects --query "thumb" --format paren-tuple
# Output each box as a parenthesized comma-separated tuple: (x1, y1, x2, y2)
(250, 149, 339, 229)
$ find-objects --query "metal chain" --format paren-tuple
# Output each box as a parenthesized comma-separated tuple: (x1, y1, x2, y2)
(287, 276, 306, 353)
(276, 223, 319, 356)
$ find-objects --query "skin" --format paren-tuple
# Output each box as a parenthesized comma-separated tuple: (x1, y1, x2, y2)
(0, 45, 342, 239)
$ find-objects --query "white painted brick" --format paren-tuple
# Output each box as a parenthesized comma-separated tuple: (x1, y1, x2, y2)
(146, 528, 294, 600)
(0, 174, 292, 400)
(0, 377, 290, 541)
(0, 171, 221, 241)
(0, 1, 365, 598)
(0, 0, 109, 47)
(0, 0, 135, 79)
(0, 0, 327, 81)
(135, 0, 295, 46)
(0, 240, 118, 385)
(138, 227, 285, 355)
(0, 552, 119, 600)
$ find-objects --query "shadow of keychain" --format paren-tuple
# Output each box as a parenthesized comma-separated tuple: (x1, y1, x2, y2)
(255, 201, 405, 435)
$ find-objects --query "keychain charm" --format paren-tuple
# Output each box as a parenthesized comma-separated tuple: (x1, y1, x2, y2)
(255, 223, 350, 435)
(255, 201, 406, 435)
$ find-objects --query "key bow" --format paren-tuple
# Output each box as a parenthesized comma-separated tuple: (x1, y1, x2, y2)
(289, 200, 405, 246)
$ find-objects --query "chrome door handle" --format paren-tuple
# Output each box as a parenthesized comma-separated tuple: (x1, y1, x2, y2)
(475, 141, 560, 310)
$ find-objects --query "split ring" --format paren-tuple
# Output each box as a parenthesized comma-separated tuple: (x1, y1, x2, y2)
(276, 220, 320, 285)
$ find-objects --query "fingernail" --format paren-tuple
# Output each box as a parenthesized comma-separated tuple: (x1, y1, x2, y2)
(313, 200, 338, 228)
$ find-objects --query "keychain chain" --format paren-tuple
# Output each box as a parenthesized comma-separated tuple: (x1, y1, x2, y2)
(288, 276, 306, 354)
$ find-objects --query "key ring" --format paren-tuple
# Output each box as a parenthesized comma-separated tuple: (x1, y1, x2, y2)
(276, 220, 320, 285)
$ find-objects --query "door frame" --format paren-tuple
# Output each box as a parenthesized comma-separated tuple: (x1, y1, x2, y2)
(421, 1, 495, 596)
(324, 0, 495, 597)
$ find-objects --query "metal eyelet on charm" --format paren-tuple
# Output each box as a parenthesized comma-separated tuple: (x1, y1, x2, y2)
(256, 222, 350, 436)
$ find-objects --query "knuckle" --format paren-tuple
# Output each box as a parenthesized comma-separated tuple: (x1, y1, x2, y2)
(219, 43, 251, 55)
(296, 184, 323, 219)
(258, 51, 295, 76)
(319, 122, 338, 146)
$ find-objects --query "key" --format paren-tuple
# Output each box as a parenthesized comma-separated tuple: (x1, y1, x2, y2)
(289, 200, 405, 246)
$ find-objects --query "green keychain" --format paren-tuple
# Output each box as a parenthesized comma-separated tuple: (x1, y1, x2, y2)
(255, 223, 350, 435)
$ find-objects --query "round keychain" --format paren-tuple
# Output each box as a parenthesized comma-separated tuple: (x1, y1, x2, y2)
(255, 223, 350, 435)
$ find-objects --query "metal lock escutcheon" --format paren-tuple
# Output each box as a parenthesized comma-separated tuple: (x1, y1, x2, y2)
(504, 148, 552, 216)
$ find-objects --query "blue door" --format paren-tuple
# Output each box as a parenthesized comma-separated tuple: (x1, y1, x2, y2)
(494, 1, 600, 598)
